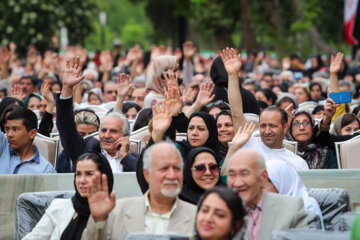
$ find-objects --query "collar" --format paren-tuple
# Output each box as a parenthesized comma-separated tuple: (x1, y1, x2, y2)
(10, 145, 40, 163)
(101, 149, 120, 159)
(144, 191, 179, 219)
(247, 193, 264, 212)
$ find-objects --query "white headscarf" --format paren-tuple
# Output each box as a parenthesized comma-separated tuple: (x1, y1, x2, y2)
(266, 160, 324, 229)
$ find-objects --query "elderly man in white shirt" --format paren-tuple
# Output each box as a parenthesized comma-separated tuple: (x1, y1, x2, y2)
(81, 141, 196, 240)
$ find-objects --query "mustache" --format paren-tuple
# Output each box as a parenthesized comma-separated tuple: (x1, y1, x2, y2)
(103, 138, 115, 143)
(161, 180, 180, 186)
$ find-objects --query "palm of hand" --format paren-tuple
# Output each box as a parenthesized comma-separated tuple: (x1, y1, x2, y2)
(166, 99, 182, 116)
(63, 68, 82, 86)
(88, 192, 114, 219)
(153, 113, 172, 132)
(197, 91, 212, 105)
(224, 58, 241, 74)
(233, 132, 251, 147)
(117, 82, 130, 97)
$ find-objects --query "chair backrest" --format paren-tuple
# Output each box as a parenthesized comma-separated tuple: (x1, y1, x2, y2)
(33, 133, 59, 166)
(283, 140, 298, 155)
(130, 126, 150, 152)
(244, 113, 260, 130)
(271, 229, 350, 240)
(83, 105, 108, 112)
(176, 133, 187, 142)
(130, 139, 142, 154)
(298, 101, 319, 111)
(15, 191, 74, 240)
(95, 111, 107, 123)
(335, 134, 360, 169)
(101, 101, 116, 110)
(86, 131, 99, 140)
(308, 188, 350, 231)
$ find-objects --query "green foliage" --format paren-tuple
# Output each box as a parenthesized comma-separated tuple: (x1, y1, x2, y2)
(84, 0, 154, 51)
(0, 0, 97, 55)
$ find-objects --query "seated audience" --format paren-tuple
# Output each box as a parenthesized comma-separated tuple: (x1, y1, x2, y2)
(56, 56, 138, 172)
(82, 142, 196, 239)
(227, 148, 308, 239)
(220, 48, 308, 172)
(286, 106, 337, 169)
(181, 147, 223, 204)
(0, 108, 56, 174)
(23, 152, 113, 239)
(193, 186, 247, 240)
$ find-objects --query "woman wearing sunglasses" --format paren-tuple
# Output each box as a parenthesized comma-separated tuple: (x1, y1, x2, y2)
(181, 147, 224, 204)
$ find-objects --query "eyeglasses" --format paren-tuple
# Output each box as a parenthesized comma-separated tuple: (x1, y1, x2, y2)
(292, 121, 310, 128)
(191, 163, 220, 176)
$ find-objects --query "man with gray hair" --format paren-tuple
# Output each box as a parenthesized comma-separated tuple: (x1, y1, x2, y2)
(81, 141, 196, 239)
(227, 148, 308, 240)
(56, 56, 138, 172)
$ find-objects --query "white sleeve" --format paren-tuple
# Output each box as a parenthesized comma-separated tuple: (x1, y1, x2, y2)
(22, 202, 58, 240)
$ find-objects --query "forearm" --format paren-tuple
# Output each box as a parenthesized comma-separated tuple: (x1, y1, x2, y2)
(0, 63, 9, 79)
(221, 145, 241, 175)
(184, 102, 202, 118)
(329, 72, 339, 93)
(228, 75, 246, 132)
(102, 71, 110, 83)
(113, 96, 124, 113)
(60, 85, 73, 98)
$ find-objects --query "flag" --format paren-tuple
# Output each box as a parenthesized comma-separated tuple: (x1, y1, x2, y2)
(344, 0, 359, 44)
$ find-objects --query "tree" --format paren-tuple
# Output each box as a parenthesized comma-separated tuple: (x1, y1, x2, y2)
(0, 0, 97, 55)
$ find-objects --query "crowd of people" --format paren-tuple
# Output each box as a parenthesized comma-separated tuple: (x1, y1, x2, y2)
(1, 41, 360, 239)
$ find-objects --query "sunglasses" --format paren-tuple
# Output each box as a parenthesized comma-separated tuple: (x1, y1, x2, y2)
(191, 163, 220, 176)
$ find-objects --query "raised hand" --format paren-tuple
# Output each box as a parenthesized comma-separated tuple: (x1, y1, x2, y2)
(231, 122, 256, 149)
(62, 56, 85, 88)
(162, 69, 179, 90)
(329, 52, 344, 74)
(284, 103, 294, 124)
(183, 41, 196, 61)
(0, 46, 11, 64)
(220, 47, 241, 76)
(100, 50, 113, 72)
(152, 101, 173, 142)
(11, 84, 26, 101)
(322, 98, 339, 126)
(195, 81, 215, 107)
(116, 73, 133, 98)
(164, 86, 183, 117)
(87, 172, 116, 222)
(40, 81, 54, 105)
(182, 87, 197, 103)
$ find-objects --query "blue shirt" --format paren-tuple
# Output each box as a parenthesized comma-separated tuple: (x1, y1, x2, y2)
(0, 131, 56, 174)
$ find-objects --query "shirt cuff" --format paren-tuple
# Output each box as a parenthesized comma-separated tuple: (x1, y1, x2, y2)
(319, 121, 330, 132)
(59, 95, 72, 100)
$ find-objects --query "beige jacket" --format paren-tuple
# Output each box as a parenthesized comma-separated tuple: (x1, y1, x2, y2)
(260, 191, 308, 240)
(81, 194, 196, 240)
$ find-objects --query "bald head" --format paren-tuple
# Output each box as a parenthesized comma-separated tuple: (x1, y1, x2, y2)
(227, 148, 268, 208)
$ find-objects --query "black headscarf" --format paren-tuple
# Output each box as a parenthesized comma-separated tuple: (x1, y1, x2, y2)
(60, 152, 114, 240)
(209, 56, 260, 115)
(178, 112, 219, 158)
(180, 147, 223, 204)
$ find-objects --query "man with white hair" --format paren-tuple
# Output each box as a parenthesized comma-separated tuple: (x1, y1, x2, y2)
(56, 56, 138, 172)
(81, 142, 196, 239)
(227, 148, 308, 240)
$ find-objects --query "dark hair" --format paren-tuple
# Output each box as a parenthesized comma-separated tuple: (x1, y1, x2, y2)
(341, 113, 360, 129)
(354, 83, 360, 99)
(259, 88, 277, 105)
(77, 152, 104, 172)
(6, 108, 38, 131)
(122, 102, 141, 114)
(261, 106, 288, 126)
(0, 105, 24, 132)
(133, 108, 153, 131)
(20, 75, 38, 87)
(0, 97, 24, 116)
(216, 110, 232, 122)
(196, 186, 247, 239)
(205, 100, 230, 112)
(257, 100, 268, 111)
(312, 105, 324, 115)
(309, 82, 324, 100)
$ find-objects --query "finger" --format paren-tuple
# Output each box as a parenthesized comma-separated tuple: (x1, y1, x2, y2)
(101, 173, 109, 193)
(74, 56, 80, 69)
(70, 57, 75, 68)
(66, 58, 70, 68)
(231, 48, 236, 58)
(110, 191, 116, 206)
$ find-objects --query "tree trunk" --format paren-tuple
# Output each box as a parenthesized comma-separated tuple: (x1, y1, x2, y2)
(212, 26, 233, 51)
(291, 0, 337, 55)
(241, 0, 257, 51)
